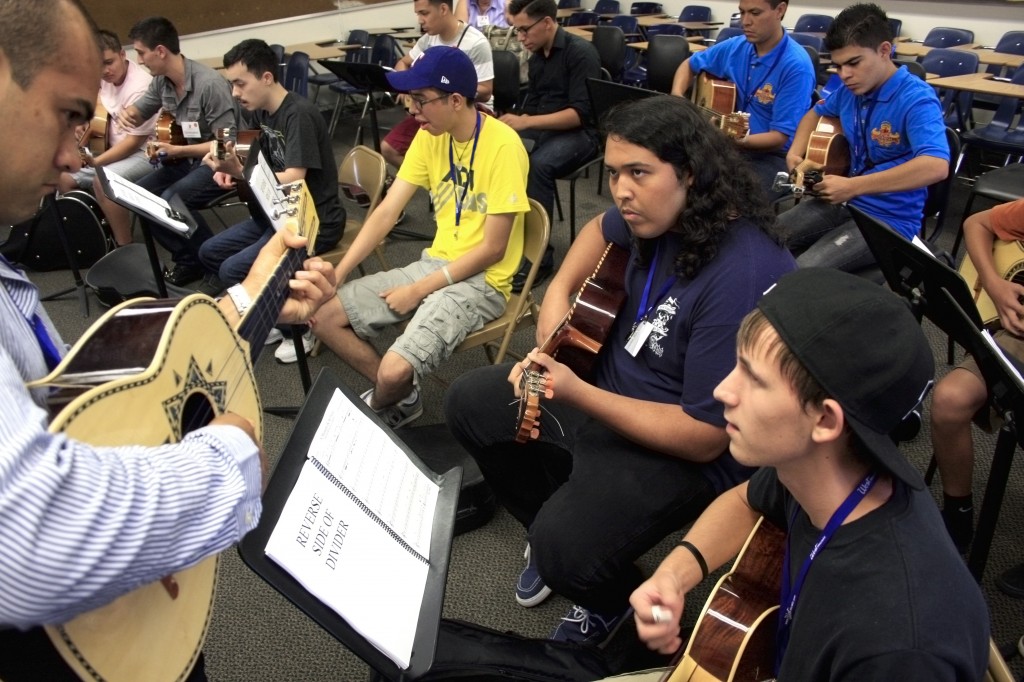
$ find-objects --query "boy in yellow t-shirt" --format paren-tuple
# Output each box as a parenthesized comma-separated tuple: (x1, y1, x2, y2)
(312, 47, 529, 428)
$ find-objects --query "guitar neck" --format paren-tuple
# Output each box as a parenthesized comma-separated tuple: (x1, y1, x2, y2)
(235, 246, 308, 366)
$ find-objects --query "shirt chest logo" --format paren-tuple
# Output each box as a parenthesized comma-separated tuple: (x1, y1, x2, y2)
(871, 121, 902, 147)
(754, 82, 776, 105)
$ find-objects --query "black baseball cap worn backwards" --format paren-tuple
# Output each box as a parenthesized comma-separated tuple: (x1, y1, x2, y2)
(757, 268, 935, 489)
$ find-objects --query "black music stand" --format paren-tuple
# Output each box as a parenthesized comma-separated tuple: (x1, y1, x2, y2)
(38, 195, 91, 316)
(853, 205, 1024, 580)
(239, 368, 461, 681)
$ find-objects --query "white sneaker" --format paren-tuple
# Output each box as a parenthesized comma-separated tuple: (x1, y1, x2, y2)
(360, 387, 423, 429)
(274, 330, 315, 363)
(264, 328, 284, 346)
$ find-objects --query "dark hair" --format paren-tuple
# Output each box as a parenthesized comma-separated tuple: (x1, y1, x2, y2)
(224, 39, 279, 81)
(423, 0, 455, 10)
(0, 0, 98, 88)
(737, 308, 828, 410)
(508, 0, 556, 20)
(128, 16, 180, 54)
(824, 3, 892, 52)
(97, 29, 122, 54)
(599, 95, 780, 280)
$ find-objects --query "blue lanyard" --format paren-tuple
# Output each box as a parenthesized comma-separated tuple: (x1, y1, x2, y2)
(31, 314, 62, 371)
(852, 96, 879, 176)
(448, 112, 482, 229)
(632, 242, 678, 327)
(775, 470, 878, 674)
(742, 35, 788, 111)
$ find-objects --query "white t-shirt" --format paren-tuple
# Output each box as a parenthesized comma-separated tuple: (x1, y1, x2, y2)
(101, 59, 158, 147)
(409, 23, 495, 108)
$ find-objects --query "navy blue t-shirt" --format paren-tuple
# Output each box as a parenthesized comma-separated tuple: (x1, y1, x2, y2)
(594, 207, 796, 492)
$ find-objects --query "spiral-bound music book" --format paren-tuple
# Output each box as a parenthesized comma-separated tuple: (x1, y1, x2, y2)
(240, 369, 461, 680)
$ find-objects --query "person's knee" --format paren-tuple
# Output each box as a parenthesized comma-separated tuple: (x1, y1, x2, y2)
(530, 517, 594, 595)
(377, 351, 414, 391)
(445, 365, 515, 438)
(932, 370, 987, 427)
(310, 295, 347, 336)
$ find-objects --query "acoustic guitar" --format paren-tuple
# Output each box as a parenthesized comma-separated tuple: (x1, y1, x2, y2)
(515, 242, 628, 443)
(147, 111, 188, 165)
(958, 239, 1024, 327)
(30, 183, 319, 682)
(772, 116, 850, 197)
(661, 517, 786, 682)
(692, 73, 751, 141)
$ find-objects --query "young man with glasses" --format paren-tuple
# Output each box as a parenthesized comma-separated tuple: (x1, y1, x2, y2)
(310, 47, 528, 429)
(671, 0, 816, 198)
(381, 0, 494, 171)
(501, 0, 601, 240)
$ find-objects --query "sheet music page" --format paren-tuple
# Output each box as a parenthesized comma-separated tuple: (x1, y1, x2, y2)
(247, 151, 288, 233)
(982, 329, 1024, 389)
(307, 388, 439, 558)
(103, 169, 191, 234)
(265, 462, 427, 669)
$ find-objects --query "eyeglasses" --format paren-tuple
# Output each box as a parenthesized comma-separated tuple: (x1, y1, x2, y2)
(513, 16, 546, 35)
(407, 93, 451, 110)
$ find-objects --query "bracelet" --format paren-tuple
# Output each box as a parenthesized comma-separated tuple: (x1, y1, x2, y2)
(678, 539, 708, 581)
(442, 265, 455, 286)
(226, 284, 252, 317)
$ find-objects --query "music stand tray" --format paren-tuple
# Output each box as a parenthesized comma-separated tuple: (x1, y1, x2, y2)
(239, 367, 461, 681)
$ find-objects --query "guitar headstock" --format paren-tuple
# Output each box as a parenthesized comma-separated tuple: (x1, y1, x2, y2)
(278, 180, 321, 255)
(722, 112, 750, 140)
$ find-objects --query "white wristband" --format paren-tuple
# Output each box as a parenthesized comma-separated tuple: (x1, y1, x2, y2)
(226, 284, 251, 316)
(442, 265, 455, 286)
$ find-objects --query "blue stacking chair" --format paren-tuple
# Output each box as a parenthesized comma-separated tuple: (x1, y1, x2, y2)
(920, 48, 981, 130)
(594, 0, 621, 14)
(922, 27, 974, 49)
(567, 10, 598, 26)
(793, 14, 833, 33)
(283, 51, 310, 98)
(630, 2, 663, 15)
(713, 26, 743, 44)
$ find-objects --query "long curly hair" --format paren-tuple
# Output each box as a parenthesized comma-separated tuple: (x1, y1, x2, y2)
(600, 95, 780, 279)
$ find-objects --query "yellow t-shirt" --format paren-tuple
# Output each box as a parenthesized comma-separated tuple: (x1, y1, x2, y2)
(398, 113, 529, 300)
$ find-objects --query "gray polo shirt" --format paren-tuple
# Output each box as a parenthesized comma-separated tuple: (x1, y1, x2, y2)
(134, 57, 237, 142)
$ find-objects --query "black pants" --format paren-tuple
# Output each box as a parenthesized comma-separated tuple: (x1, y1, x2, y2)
(444, 363, 716, 614)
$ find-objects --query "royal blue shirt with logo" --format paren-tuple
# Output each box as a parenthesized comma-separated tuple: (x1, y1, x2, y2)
(688, 32, 815, 152)
(594, 207, 796, 494)
(814, 65, 949, 239)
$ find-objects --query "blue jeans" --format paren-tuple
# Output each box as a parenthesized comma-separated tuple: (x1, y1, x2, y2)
(778, 199, 875, 272)
(521, 129, 599, 224)
(444, 363, 715, 613)
(138, 161, 228, 269)
(198, 218, 270, 284)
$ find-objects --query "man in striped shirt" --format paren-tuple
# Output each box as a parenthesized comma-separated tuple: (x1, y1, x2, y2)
(0, 1, 335, 677)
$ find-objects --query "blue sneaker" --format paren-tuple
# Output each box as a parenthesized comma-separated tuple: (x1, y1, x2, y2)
(550, 604, 633, 646)
(515, 544, 553, 607)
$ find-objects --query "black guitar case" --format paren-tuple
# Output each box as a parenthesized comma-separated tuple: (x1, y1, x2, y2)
(1, 191, 114, 271)
(394, 423, 496, 536)
(85, 242, 194, 307)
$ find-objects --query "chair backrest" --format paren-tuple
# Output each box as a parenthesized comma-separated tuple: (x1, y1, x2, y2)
(284, 51, 310, 97)
(799, 44, 827, 90)
(269, 43, 285, 81)
(729, 11, 740, 27)
(921, 48, 981, 128)
(370, 34, 402, 67)
(985, 65, 1024, 130)
(567, 10, 598, 26)
(790, 31, 825, 54)
(714, 26, 744, 44)
(793, 14, 833, 34)
(592, 25, 627, 81)
(894, 58, 926, 80)
(887, 18, 902, 39)
(922, 27, 975, 49)
(594, 0, 620, 14)
(491, 50, 522, 114)
(338, 145, 388, 216)
(645, 23, 685, 39)
(629, 2, 663, 15)
(987, 30, 1024, 78)
(557, 0, 581, 8)
(921, 127, 960, 240)
(679, 5, 711, 22)
(609, 15, 639, 35)
(647, 34, 690, 93)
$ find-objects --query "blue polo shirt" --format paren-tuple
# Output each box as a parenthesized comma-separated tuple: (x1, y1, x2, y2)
(815, 66, 949, 239)
(688, 32, 815, 152)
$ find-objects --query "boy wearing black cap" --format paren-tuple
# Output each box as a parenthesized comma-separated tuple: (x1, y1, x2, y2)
(312, 46, 529, 428)
(632, 268, 989, 680)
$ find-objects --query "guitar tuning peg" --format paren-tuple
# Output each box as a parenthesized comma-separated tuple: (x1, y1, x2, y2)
(530, 427, 541, 440)
(544, 388, 554, 399)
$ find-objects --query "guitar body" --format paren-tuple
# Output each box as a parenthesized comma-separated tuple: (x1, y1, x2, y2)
(31, 295, 262, 681)
(150, 111, 188, 165)
(804, 116, 849, 178)
(958, 239, 1024, 327)
(666, 517, 786, 682)
(694, 73, 737, 115)
(515, 243, 629, 443)
(85, 100, 109, 156)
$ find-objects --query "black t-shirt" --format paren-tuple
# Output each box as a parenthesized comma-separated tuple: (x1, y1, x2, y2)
(244, 93, 343, 249)
(747, 468, 989, 681)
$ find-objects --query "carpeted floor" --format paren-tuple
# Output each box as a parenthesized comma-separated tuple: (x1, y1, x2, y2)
(18, 99, 1024, 680)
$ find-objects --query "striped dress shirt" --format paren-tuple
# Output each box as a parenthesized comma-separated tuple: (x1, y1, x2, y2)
(0, 258, 262, 629)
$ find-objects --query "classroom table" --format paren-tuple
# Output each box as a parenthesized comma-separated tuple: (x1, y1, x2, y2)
(557, 8, 582, 19)
(928, 72, 1024, 98)
(285, 41, 365, 61)
(627, 40, 706, 52)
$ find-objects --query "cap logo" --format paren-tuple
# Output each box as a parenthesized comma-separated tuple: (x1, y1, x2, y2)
(441, 76, 450, 84)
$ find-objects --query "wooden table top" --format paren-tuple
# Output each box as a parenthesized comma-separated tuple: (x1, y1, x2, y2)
(628, 40, 706, 52)
(928, 72, 1024, 98)
(286, 41, 364, 61)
